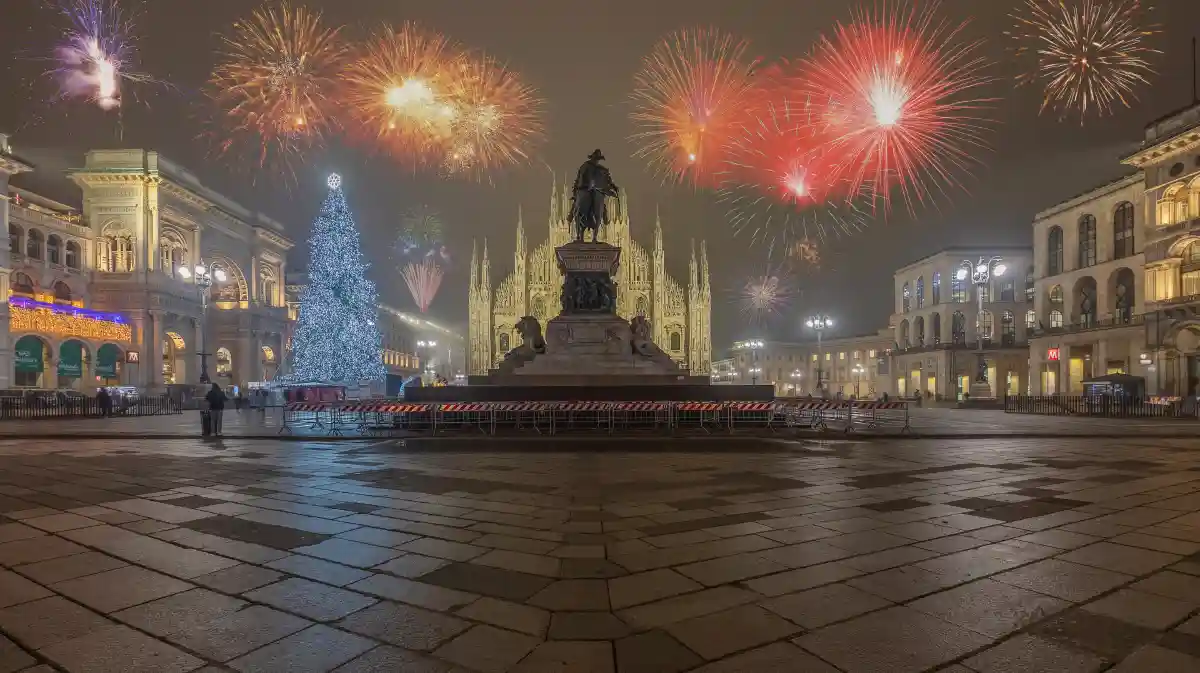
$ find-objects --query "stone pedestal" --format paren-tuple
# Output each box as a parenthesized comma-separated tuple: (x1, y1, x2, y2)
(490, 242, 689, 385)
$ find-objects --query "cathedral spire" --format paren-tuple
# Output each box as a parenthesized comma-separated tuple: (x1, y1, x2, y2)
(654, 207, 664, 253)
(516, 205, 525, 251)
(469, 239, 478, 292)
(481, 238, 490, 292)
(700, 241, 711, 293)
(548, 174, 558, 224)
(689, 239, 698, 290)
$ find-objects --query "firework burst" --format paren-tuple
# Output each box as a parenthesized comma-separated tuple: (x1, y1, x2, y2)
(402, 258, 445, 313)
(718, 93, 868, 253)
(206, 2, 347, 176)
(630, 28, 759, 187)
(49, 0, 161, 111)
(440, 55, 544, 179)
(739, 266, 795, 324)
(342, 22, 463, 166)
(1009, 0, 1159, 121)
(396, 205, 446, 259)
(793, 2, 994, 210)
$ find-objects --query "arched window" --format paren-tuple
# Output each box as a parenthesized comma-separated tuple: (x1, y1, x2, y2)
(931, 312, 942, 345)
(952, 311, 966, 344)
(99, 228, 134, 272)
(1025, 265, 1036, 302)
(8, 224, 21, 254)
(635, 295, 648, 316)
(1048, 226, 1064, 276)
(670, 332, 682, 351)
(65, 241, 80, 269)
(1050, 309, 1063, 328)
(46, 235, 61, 265)
(10, 272, 34, 296)
(1078, 215, 1097, 268)
(531, 296, 547, 321)
(499, 332, 510, 352)
(1001, 310, 1016, 346)
(978, 310, 994, 342)
(259, 267, 278, 307)
(159, 231, 188, 278)
(26, 229, 43, 260)
(1114, 267, 1135, 322)
(915, 276, 925, 309)
(932, 272, 941, 304)
(899, 320, 910, 349)
(1049, 285, 1064, 304)
(53, 281, 71, 303)
(215, 347, 232, 376)
(1025, 309, 1036, 329)
(902, 282, 911, 312)
(913, 316, 925, 346)
(1113, 202, 1135, 259)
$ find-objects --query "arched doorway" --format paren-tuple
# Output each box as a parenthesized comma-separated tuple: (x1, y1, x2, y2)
(163, 332, 187, 384)
(97, 343, 123, 387)
(216, 347, 233, 380)
(57, 339, 89, 390)
(13, 335, 49, 388)
(261, 345, 278, 380)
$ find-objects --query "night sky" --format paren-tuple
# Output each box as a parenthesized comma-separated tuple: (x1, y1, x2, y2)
(2, 0, 1198, 350)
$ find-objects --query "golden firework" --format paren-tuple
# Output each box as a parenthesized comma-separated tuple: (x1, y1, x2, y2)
(441, 55, 544, 179)
(341, 22, 465, 167)
(206, 2, 348, 176)
(1009, 0, 1159, 120)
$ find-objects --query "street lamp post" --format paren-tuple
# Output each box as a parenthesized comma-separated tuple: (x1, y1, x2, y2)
(178, 261, 226, 385)
(852, 363, 866, 398)
(957, 257, 1006, 400)
(417, 340, 437, 381)
(748, 366, 762, 385)
(805, 315, 833, 392)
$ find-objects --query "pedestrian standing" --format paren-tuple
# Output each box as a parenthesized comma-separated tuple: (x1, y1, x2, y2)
(96, 388, 113, 418)
(205, 383, 227, 436)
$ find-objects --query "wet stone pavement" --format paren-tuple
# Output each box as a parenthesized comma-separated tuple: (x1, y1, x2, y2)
(0, 436, 1199, 671)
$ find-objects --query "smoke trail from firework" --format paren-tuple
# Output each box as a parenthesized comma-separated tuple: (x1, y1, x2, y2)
(1008, 0, 1159, 121)
(50, 0, 160, 110)
(402, 258, 444, 313)
(206, 2, 347, 176)
(792, 2, 994, 210)
(630, 28, 759, 187)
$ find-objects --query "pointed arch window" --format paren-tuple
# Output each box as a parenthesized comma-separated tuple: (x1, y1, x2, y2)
(931, 272, 941, 304)
(915, 276, 925, 309)
(635, 295, 648, 316)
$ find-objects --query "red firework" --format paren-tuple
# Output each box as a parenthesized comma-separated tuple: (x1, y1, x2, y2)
(401, 258, 443, 313)
(718, 68, 867, 248)
(791, 2, 993, 209)
(630, 28, 759, 187)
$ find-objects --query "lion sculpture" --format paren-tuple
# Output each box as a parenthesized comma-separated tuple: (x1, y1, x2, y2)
(504, 316, 546, 360)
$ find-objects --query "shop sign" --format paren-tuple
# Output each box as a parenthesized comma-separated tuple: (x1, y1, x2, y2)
(1047, 347, 1060, 362)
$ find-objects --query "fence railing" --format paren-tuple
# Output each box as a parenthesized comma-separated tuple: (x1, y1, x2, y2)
(0, 395, 182, 420)
(276, 399, 912, 436)
(1004, 395, 1197, 418)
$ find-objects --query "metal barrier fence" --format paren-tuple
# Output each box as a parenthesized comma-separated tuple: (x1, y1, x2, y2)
(278, 400, 911, 436)
(0, 395, 182, 420)
(1004, 395, 1199, 419)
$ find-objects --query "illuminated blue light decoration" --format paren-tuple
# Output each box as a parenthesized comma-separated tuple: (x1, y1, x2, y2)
(9, 297, 126, 323)
(285, 174, 385, 383)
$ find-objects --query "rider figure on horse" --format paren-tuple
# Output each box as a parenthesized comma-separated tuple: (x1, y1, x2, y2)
(570, 149, 619, 243)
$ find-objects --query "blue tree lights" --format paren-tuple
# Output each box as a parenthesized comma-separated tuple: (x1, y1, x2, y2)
(286, 173, 385, 383)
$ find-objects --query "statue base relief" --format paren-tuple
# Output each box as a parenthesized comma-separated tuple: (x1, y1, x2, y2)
(487, 242, 691, 386)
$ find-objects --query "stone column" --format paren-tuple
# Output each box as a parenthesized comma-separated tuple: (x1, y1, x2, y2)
(1095, 339, 1109, 378)
(1059, 344, 1071, 395)
(146, 310, 165, 390)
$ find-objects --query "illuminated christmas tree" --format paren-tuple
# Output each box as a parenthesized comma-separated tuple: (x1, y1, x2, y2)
(286, 174, 385, 383)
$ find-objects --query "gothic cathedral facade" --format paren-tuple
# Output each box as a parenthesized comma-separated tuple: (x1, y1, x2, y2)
(468, 179, 712, 376)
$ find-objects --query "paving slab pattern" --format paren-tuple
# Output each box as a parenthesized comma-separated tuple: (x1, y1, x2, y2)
(1, 434, 1200, 671)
